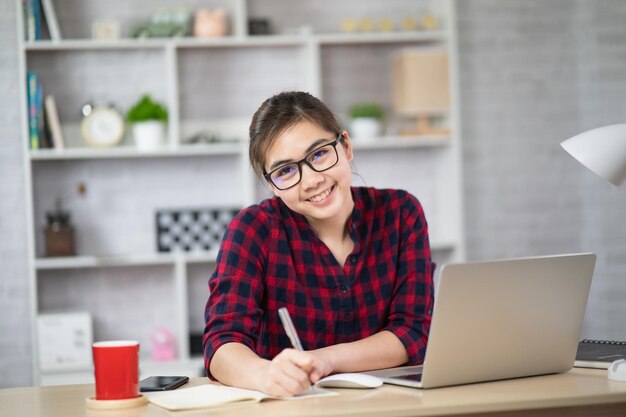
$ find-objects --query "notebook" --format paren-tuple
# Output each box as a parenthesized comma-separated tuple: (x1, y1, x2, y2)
(364, 253, 596, 389)
(146, 383, 336, 411)
(574, 339, 626, 369)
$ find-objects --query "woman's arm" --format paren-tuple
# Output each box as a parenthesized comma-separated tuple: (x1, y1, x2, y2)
(212, 332, 406, 394)
(309, 330, 407, 379)
(381, 192, 434, 365)
(211, 342, 328, 397)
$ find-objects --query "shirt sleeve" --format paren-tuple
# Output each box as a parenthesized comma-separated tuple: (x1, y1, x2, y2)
(382, 192, 435, 365)
(202, 207, 268, 379)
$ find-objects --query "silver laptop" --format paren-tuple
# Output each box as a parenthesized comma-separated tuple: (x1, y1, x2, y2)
(365, 253, 596, 389)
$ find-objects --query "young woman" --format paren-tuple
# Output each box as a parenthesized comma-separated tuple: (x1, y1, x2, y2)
(203, 91, 434, 397)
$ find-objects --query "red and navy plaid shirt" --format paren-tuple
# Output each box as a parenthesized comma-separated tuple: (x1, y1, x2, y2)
(203, 187, 434, 377)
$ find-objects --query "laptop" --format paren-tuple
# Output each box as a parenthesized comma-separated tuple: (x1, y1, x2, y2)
(364, 253, 596, 389)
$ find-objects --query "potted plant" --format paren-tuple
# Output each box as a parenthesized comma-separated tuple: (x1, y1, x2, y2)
(126, 94, 168, 151)
(348, 102, 385, 141)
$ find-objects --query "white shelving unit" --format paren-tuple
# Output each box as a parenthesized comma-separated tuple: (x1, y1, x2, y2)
(17, 0, 464, 385)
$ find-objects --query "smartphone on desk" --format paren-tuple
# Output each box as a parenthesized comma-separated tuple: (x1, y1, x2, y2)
(140, 376, 189, 392)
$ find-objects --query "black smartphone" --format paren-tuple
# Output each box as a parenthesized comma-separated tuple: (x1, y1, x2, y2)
(140, 376, 189, 392)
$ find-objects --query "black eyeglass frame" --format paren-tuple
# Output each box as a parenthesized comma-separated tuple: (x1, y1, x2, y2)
(263, 133, 343, 190)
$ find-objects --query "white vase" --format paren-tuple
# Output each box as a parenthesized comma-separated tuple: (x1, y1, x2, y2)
(132, 121, 165, 151)
(350, 118, 382, 141)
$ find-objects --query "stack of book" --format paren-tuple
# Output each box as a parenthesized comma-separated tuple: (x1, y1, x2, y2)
(24, 0, 65, 151)
(23, 0, 61, 42)
(26, 72, 64, 150)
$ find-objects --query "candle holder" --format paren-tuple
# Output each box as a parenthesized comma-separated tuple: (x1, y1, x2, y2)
(44, 208, 75, 257)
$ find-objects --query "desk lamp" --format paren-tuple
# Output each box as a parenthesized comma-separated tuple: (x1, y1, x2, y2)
(391, 49, 450, 136)
(561, 123, 626, 186)
(562, 124, 626, 375)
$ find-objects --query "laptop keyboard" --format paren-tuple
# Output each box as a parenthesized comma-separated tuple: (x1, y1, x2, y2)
(389, 373, 423, 383)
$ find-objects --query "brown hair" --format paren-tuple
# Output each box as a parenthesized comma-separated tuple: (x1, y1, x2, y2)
(248, 91, 341, 179)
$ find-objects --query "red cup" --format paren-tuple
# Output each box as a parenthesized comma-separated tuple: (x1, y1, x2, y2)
(92, 340, 140, 400)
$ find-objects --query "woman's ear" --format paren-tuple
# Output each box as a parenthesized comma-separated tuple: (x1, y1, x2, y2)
(341, 131, 353, 162)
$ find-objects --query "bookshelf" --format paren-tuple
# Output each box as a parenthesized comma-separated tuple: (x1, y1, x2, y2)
(17, 0, 465, 385)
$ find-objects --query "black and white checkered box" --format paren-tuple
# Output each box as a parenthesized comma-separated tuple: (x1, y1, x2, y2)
(155, 207, 240, 253)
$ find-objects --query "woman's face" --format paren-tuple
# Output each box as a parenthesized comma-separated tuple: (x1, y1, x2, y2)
(264, 120, 354, 223)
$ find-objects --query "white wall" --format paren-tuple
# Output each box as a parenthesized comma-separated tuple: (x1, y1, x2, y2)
(0, 0, 33, 388)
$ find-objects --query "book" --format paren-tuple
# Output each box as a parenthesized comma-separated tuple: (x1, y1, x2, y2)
(40, 0, 61, 40)
(24, 0, 35, 41)
(26, 71, 40, 150)
(44, 95, 65, 149)
(22, 0, 31, 41)
(32, 0, 42, 40)
(574, 339, 626, 369)
(36, 76, 50, 148)
(146, 383, 337, 411)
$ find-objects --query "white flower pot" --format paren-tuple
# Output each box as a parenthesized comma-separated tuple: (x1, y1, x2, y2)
(350, 118, 382, 141)
(132, 121, 165, 151)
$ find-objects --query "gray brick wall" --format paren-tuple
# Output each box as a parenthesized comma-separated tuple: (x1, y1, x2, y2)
(0, 0, 33, 388)
(458, 0, 626, 340)
(458, 0, 584, 259)
(573, 0, 626, 339)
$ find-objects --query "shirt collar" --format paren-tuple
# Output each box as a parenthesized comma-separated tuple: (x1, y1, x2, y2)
(276, 186, 364, 237)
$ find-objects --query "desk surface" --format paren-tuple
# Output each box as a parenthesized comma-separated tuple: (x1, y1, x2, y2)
(2, 368, 626, 417)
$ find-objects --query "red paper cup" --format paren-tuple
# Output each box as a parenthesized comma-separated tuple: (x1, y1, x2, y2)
(92, 340, 140, 400)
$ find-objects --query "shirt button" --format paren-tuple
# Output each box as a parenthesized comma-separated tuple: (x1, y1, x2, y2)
(340, 285, 349, 294)
(350, 255, 358, 264)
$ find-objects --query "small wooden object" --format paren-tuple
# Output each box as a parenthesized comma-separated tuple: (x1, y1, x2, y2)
(44, 226, 75, 257)
(85, 394, 147, 410)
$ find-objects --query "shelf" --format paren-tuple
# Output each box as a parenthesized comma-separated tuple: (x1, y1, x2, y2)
(316, 31, 446, 45)
(20, 0, 463, 388)
(23, 31, 445, 52)
(35, 251, 219, 270)
(39, 355, 204, 375)
(351, 135, 451, 150)
(39, 356, 206, 386)
(35, 243, 453, 270)
(23, 36, 306, 51)
(29, 137, 447, 161)
(175, 35, 307, 49)
(29, 143, 244, 161)
(23, 38, 172, 51)
(140, 356, 205, 377)
(184, 252, 221, 264)
(430, 240, 457, 252)
(36, 253, 177, 269)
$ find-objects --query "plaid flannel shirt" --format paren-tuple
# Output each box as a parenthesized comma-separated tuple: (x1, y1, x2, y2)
(203, 187, 434, 377)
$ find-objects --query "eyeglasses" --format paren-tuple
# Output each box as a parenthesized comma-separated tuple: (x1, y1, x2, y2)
(264, 134, 342, 190)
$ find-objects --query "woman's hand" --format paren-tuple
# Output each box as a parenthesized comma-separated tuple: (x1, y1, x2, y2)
(256, 349, 333, 397)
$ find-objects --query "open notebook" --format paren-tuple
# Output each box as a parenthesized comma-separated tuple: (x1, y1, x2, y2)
(146, 383, 337, 411)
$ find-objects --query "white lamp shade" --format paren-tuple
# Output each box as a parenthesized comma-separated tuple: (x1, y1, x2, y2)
(561, 123, 626, 187)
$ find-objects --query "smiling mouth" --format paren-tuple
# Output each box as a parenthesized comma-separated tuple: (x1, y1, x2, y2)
(307, 185, 334, 203)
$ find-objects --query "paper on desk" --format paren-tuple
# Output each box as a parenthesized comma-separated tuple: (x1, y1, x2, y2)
(146, 384, 336, 411)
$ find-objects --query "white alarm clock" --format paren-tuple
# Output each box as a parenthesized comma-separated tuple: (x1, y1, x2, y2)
(80, 104, 125, 147)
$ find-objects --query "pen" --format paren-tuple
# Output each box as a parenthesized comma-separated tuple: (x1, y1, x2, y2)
(278, 307, 304, 351)
(278, 307, 316, 393)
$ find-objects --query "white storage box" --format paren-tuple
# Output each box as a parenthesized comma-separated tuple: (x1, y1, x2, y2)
(37, 312, 93, 372)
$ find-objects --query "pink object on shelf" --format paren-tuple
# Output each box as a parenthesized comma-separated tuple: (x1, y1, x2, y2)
(193, 8, 228, 38)
(151, 328, 176, 361)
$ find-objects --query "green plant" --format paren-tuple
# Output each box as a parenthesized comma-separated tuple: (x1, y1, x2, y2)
(126, 94, 168, 123)
(348, 102, 385, 119)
